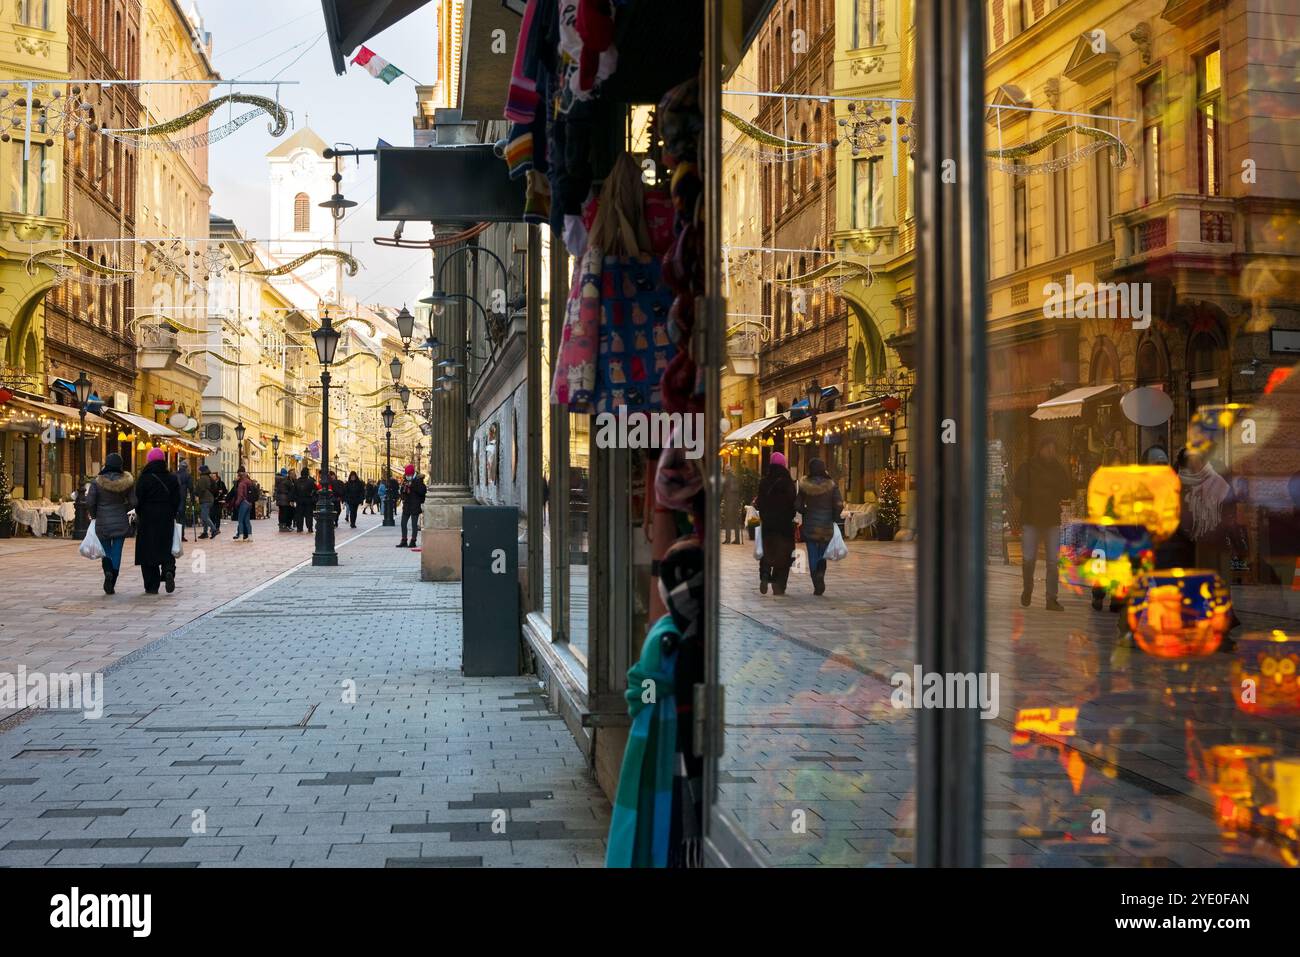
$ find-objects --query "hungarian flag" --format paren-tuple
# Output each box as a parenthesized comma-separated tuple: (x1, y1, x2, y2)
(154, 399, 173, 413)
(351, 46, 403, 84)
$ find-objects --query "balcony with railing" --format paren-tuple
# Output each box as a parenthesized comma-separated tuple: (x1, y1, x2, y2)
(1111, 194, 1239, 272)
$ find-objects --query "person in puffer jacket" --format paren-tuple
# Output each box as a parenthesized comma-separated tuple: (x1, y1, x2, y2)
(85, 452, 136, 595)
(794, 458, 844, 597)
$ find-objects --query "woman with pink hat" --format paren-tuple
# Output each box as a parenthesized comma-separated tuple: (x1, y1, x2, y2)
(134, 447, 181, 594)
(753, 451, 797, 596)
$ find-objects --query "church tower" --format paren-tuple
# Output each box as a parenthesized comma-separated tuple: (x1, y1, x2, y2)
(265, 126, 336, 309)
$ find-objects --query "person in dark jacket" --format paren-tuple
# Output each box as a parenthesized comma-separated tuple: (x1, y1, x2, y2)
(754, 452, 797, 596)
(208, 470, 227, 533)
(343, 471, 366, 528)
(323, 471, 342, 528)
(195, 464, 218, 539)
(134, 447, 181, 594)
(85, 452, 135, 594)
(795, 457, 845, 597)
(1013, 436, 1075, 611)
(363, 479, 377, 515)
(397, 465, 426, 547)
(175, 459, 193, 542)
(231, 466, 255, 541)
(293, 467, 316, 532)
(274, 468, 294, 531)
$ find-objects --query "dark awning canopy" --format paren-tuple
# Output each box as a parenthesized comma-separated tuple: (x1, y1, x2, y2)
(321, 0, 434, 75)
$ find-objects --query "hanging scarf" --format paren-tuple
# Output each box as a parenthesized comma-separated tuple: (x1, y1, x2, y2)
(606, 614, 680, 868)
(1179, 461, 1229, 541)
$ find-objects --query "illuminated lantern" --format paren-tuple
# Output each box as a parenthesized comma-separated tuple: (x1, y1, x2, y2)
(1231, 630, 1300, 716)
(1203, 744, 1273, 835)
(1127, 569, 1232, 658)
(1058, 521, 1154, 597)
(1086, 465, 1181, 542)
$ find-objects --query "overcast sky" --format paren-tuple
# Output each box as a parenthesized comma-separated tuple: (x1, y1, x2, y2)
(197, 0, 439, 310)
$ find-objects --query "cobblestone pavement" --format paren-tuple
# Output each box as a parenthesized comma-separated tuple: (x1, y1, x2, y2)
(0, 514, 610, 867)
(0, 514, 369, 720)
(717, 536, 1300, 867)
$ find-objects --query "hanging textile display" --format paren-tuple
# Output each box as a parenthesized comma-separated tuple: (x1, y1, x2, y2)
(100, 93, 291, 151)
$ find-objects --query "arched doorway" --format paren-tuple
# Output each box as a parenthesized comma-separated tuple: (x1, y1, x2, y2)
(845, 300, 890, 504)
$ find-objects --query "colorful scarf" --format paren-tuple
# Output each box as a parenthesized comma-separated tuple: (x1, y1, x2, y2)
(1179, 462, 1229, 540)
(606, 614, 680, 868)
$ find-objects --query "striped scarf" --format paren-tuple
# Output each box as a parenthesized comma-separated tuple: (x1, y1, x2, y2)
(606, 614, 679, 868)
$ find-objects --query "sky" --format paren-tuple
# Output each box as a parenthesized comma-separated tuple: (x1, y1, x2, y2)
(196, 0, 439, 310)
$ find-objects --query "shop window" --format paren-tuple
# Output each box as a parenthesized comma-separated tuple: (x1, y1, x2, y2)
(1197, 46, 1222, 197)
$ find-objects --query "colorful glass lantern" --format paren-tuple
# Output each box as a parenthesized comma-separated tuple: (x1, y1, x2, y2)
(1086, 465, 1181, 542)
(1127, 568, 1232, 658)
(1058, 521, 1154, 598)
(1231, 630, 1300, 716)
(1203, 744, 1273, 835)
(1186, 403, 1250, 456)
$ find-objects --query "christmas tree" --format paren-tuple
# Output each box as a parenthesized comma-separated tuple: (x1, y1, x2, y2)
(877, 469, 900, 536)
(0, 450, 11, 534)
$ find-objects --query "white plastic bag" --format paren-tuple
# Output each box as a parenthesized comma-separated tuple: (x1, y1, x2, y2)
(753, 525, 763, 560)
(791, 546, 808, 576)
(79, 522, 104, 561)
(825, 523, 848, 562)
(171, 521, 184, 558)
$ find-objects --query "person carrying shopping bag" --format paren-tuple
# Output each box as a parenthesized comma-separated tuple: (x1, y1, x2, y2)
(795, 458, 844, 597)
(135, 447, 181, 594)
(754, 452, 797, 596)
(84, 452, 135, 594)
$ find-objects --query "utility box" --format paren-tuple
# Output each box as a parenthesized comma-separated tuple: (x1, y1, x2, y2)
(461, 506, 521, 677)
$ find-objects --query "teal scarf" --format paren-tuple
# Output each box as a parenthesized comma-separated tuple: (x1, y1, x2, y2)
(606, 614, 680, 868)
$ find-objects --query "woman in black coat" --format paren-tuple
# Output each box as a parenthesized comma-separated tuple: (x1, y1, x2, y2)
(134, 449, 181, 595)
(754, 452, 798, 596)
(343, 471, 366, 528)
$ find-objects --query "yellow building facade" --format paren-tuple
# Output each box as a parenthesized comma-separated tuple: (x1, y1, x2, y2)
(0, 1, 69, 499)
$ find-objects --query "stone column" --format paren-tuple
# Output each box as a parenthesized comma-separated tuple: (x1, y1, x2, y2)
(421, 236, 476, 581)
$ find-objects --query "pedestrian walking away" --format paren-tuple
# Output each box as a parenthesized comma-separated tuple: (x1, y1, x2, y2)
(274, 468, 295, 531)
(795, 457, 844, 597)
(85, 452, 135, 594)
(363, 479, 377, 514)
(195, 464, 218, 539)
(293, 467, 317, 532)
(175, 458, 193, 542)
(232, 465, 256, 541)
(1013, 436, 1074, 611)
(208, 469, 227, 534)
(397, 464, 426, 547)
(134, 447, 181, 594)
(343, 470, 365, 528)
(754, 451, 797, 596)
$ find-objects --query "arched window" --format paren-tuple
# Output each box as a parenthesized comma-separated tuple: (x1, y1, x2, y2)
(293, 192, 311, 232)
(1136, 337, 1166, 385)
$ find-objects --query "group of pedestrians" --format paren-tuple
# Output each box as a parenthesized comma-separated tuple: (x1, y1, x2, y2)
(85, 448, 181, 596)
(751, 452, 846, 597)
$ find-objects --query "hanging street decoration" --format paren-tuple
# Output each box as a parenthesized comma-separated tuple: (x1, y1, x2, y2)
(987, 124, 1130, 175)
(245, 248, 361, 279)
(0, 85, 95, 143)
(837, 101, 908, 158)
(723, 108, 830, 165)
(25, 248, 134, 286)
(100, 93, 291, 152)
(774, 258, 873, 294)
(182, 349, 247, 366)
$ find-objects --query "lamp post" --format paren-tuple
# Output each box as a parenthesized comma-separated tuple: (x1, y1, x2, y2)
(234, 420, 246, 469)
(806, 378, 823, 448)
(271, 434, 280, 476)
(312, 309, 341, 566)
(381, 403, 396, 526)
(72, 370, 92, 538)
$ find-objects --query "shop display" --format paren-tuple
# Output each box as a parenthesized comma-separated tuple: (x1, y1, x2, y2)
(1126, 568, 1233, 658)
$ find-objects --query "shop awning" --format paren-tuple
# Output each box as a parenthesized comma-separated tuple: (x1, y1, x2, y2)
(321, 0, 434, 75)
(1030, 383, 1119, 421)
(103, 408, 182, 439)
(174, 437, 216, 456)
(723, 414, 785, 446)
(2, 396, 110, 428)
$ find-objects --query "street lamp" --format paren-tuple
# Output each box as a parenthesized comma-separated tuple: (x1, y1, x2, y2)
(381, 403, 396, 526)
(72, 370, 92, 538)
(415, 442, 423, 469)
(394, 305, 415, 352)
(398, 385, 411, 409)
(806, 378, 823, 444)
(319, 155, 358, 221)
(388, 355, 402, 386)
(311, 308, 341, 566)
(271, 434, 280, 475)
(234, 420, 246, 467)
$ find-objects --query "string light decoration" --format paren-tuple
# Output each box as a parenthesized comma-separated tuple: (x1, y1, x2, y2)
(774, 257, 873, 294)
(722, 108, 830, 165)
(24, 248, 133, 286)
(0, 85, 94, 143)
(988, 124, 1130, 176)
(837, 101, 906, 158)
(245, 248, 361, 279)
(100, 93, 291, 152)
